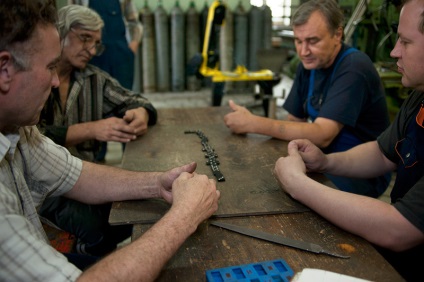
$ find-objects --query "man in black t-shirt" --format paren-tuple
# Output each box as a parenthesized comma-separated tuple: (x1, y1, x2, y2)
(274, 0, 424, 280)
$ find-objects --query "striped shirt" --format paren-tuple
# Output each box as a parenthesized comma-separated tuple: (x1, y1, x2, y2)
(38, 64, 157, 161)
(0, 126, 82, 281)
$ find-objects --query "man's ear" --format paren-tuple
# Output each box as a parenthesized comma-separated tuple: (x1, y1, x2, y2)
(335, 27, 343, 41)
(0, 51, 15, 93)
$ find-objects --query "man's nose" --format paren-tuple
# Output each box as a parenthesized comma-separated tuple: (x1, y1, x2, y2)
(88, 47, 97, 57)
(52, 72, 60, 88)
(298, 42, 310, 56)
(390, 39, 401, 59)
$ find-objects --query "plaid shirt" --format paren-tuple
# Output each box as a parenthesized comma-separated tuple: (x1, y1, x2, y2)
(0, 126, 82, 281)
(38, 64, 157, 161)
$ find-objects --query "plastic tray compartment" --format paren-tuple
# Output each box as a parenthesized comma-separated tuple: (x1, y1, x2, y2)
(206, 258, 293, 282)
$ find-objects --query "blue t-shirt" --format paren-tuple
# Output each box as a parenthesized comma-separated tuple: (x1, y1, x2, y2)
(283, 44, 390, 153)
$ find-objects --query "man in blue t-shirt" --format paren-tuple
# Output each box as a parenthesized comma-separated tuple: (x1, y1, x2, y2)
(224, 0, 390, 197)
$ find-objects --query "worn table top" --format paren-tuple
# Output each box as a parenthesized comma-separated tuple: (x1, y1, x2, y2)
(109, 107, 336, 224)
(110, 107, 403, 281)
(132, 214, 403, 281)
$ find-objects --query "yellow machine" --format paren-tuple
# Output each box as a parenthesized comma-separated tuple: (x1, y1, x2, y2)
(191, 0, 278, 108)
(200, 1, 274, 82)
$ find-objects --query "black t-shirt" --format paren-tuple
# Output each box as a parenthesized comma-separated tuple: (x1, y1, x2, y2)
(376, 90, 424, 281)
(378, 91, 424, 231)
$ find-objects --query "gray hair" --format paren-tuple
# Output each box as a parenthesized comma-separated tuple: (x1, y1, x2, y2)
(9, 48, 31, 71)
(57, 4, 104, 39)
(291, 0, 344, 36)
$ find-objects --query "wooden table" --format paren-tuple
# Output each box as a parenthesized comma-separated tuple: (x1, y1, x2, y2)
(110, 107, 404, 281)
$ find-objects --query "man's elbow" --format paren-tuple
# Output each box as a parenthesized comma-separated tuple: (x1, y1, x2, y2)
(311, 136, 334, 148)
(375, 232, 423, 252)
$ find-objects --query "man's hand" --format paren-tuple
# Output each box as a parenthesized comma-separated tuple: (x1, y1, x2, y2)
(128, 41, 139, 54)
(157, 162, 220, 226)
(274, 139, 329, 194)
(224, 100, 255, 134)
(123, 107, 149, 136)
(158, 162, 198, 203)
(274, 140, 308, 193)
(170, 172, 220, 226)
(92, 117, 137, 142)
(293, 139, 329, 173)
(92, 107, 150, 143)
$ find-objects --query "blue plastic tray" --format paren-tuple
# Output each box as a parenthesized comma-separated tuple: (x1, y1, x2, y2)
(206, 258, 294, 282)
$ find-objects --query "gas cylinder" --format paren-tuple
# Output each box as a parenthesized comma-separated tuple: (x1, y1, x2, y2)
(262, 1, 273, 50)
(234, 1, 248, 68)
(186, 1, 201, 91)
(248, 5, 264, 71)
(141, 2, 156, 93)
(171, 1, 185, 92)
(234, 1, 249, 92)
(154, 1, 170, 92)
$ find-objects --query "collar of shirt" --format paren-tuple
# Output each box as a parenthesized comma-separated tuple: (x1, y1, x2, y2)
(0, 130, 20, 162)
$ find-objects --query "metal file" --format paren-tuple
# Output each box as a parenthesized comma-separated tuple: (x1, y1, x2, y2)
(210, 221, 350, 259)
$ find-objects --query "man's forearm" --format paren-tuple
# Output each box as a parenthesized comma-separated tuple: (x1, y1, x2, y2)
(325, 141, 396, 178)
(286, 174, 405, 249)
(249, 115, 298, 140)
(67, 161, 162, 204)
(65, 122, 96, 147)
(78, 209, 197, 281)
(251, 116, 336, 147)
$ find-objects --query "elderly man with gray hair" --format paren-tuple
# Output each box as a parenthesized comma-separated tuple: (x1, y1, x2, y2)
(37, 4, 158, 258)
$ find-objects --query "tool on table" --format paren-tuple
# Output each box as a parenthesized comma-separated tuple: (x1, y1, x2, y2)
(210, 221, 350, 259)
(185, 130, 225, 182)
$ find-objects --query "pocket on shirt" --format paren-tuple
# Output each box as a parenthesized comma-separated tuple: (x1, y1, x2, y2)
(395, 137, 418, 168)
